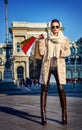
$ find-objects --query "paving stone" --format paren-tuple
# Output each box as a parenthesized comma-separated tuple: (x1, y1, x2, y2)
(0, 93, 82, 130)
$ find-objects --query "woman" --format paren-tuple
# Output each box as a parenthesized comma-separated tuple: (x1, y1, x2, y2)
(38, 19, 71, 125)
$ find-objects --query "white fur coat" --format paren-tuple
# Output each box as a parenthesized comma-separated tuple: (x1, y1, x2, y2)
(38, 32, 71, 85)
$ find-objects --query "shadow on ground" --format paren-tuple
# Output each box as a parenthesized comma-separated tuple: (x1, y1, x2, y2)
(0, 106, 62, 125)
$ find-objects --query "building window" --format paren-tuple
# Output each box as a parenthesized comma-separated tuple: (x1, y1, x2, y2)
(0, 58, 2, 65)
(78, 47, 82, 54)
(70, 56, 75, 64)
(73, 71, 79, 78)
(16, 42, 21, 52)
(76, 56, 81, 64)
(0, 48, 3, 55)
(66, 70, 72, 79)
(65, 57, 70, 64)
(0, 71, 2, 81)
(17, 66, 24, 79)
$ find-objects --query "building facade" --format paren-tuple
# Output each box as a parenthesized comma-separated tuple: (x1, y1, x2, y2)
(0, 44, 6, 81)
(66, 38, 82, 83)
(9, 21, 48, 83)
(0, 21, 82, 84)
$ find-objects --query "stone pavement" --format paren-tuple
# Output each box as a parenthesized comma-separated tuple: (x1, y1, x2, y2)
(0, 90, 82, 130)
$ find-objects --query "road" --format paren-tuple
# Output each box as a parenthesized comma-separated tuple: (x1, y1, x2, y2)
(0, 92, 82, 130)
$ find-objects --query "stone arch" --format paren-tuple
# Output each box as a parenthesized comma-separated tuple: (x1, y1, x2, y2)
(66, 69, 72, 79)
(17, 66, 24, 80)
(73, 71, 79, 78)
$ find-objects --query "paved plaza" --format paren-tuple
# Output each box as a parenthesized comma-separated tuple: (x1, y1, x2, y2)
(0, 89, 82, 130)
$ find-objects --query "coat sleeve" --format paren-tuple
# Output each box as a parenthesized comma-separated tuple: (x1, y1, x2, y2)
(60, 37, 71, 58)
(38, 39, 46, 56)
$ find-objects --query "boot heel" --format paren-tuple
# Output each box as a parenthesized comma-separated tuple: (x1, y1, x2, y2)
(41, 111, 47, 125)
(62, 114, 67, 125)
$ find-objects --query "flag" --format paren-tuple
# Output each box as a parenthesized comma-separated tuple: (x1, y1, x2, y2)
(20, 36, 37, 54)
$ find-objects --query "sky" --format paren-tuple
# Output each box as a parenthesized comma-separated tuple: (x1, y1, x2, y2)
(0, 0, 82, 43)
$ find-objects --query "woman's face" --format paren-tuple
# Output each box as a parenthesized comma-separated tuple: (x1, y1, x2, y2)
(51, 22, 60, 35)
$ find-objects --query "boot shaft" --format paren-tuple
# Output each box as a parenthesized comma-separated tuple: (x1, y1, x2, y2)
(59, 92, 67, 125)
(40, 84, 48, 125)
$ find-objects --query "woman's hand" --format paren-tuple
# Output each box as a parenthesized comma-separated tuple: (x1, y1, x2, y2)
(38, 34, 44, 40)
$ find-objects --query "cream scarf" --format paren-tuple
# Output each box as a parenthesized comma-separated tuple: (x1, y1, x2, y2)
(47, 31, 64, 59)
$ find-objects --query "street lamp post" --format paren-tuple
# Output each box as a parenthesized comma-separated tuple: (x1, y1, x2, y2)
(72, 42, 79, 85)
(73, 43, 78, 72)
(4, 0, 8, 44)
(4, 0, 11, 69)
(3, 0, 13, 82)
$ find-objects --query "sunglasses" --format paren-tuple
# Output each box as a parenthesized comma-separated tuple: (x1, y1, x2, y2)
(51, 26, 60, 29)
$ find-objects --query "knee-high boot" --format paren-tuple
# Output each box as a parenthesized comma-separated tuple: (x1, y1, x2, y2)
(59, 92, 67, 125)
(40, 84, 48, 125)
